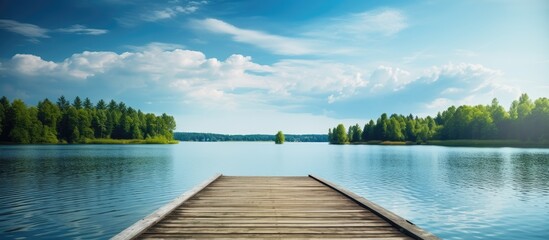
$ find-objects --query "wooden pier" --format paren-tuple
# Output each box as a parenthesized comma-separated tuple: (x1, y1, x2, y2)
(113, 174, 439, 239)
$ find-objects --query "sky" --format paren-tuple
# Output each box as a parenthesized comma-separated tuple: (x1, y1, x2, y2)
(0, 0, 547, 134)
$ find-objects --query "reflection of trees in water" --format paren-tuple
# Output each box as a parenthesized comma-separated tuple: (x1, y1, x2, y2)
(0, 147, 173, 190)
(441, 150, 549, 196)
(0, 146, 175, 239)
(443, 151, 505, 190)
(511, 153, 549, 197)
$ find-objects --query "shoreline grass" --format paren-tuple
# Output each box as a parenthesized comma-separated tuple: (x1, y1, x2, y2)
(84, 138, 179, 144)
(425, 139, 549, 148)
(342, 139, 549, 148)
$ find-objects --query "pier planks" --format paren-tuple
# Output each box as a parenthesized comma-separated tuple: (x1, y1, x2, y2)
(113, 175, 439, 239)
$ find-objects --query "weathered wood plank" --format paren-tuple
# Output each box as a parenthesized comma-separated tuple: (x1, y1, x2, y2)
(114, 175, 438, 240)
(140, 233, 413, 239)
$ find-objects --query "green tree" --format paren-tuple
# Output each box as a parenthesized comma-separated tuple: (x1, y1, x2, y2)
(375, 113, 389, 140)
(529, 98, 549, 141)
(37, 99, 61, 143)
(0, 96, 177, 143)
(350, 124, 362, 143)
(73, 96, 82, 110)
(57, 96, 70, 112)
(65, 107, 81, 143)
(77, 109, 94, 140)
(405, 117, 417, 142)
(108, 100, 117, 112)
(517, 93, 534, 119)
(160, 113, 176, 139)
(83, 97, 93, 110)
(387, 117, 404, 141)
(96, 99, 107, 110)
(92, 110, 108, 138)
(9, 100, 32, 143)
(0, 97, 13, 141)
(275, 131, 285, 144)
(334, 124, 348, 144)
(0, 98, 5, 137)
(362, 120, 375, 141)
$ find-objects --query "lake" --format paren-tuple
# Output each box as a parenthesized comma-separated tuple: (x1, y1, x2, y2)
(0, 143, 548, 239)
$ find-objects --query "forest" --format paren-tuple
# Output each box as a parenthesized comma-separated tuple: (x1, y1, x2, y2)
(0, 96, 176, 144)
(329, 94, 549, 144)
(174, 132, 327, 142)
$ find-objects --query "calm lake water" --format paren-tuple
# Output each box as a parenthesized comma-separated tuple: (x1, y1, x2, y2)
(0, 143, 548, 239)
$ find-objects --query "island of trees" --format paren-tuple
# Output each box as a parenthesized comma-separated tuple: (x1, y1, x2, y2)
(0, 96, 177, 144)
(275, 131, 285, 144)
(329, 94, 549, 147)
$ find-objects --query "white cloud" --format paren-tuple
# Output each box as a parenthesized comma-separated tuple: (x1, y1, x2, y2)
(193, 18, 320, 55)
(306, 9, 408, 40)
(0, 46, 521, 131)
(353, 9, 407, 36)
(243, 59, 368, 104)
(0, 19, 49, 39)
(193, 9, 407, 56)
(141, 1, 206, 22)
(10, 54, 56, 75)
(369, 65, 413, 93)
(1, 47, 368, 107)
(420, 63, 502, 83)
(0, 19, 107, 41)
(6, 52, 123, 79)
(426, 98, 451, 109)
(126, 42, 185, 51)
(416, 63, 519, 112)
(56, 24, 108, 35)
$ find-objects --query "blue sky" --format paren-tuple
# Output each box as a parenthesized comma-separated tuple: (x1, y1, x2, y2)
(1, 0, 547, 134)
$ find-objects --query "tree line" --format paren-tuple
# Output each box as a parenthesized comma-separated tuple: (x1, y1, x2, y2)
(329, 94, 549, 144)
(174, 132, 327, 142)
(0, 96, 176, 144)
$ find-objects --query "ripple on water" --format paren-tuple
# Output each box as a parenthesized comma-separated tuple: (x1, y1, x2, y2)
(1, 144, 549, 239)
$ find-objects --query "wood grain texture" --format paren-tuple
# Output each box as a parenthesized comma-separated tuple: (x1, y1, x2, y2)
(114, 175, 438, 239)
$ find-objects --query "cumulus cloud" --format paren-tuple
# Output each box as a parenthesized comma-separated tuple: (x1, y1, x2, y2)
(369, 65, 413, 93)
(268, 60, 367, 103)
(10, 54, 57, 75)
(413, 63, 519, 111)
(5, 52, 123, 79)
(0, 46, 520, 121)
(426, 63, 500, 80)
(0, 47, 369, 108)
(56, 24, 108, 35)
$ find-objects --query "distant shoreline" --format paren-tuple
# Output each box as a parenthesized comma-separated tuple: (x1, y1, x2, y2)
(174, 132, 328, 142)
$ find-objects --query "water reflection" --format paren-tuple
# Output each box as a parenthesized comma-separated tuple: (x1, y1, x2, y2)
(0, 144, 548, 239)
(510, 152, 549, 200)
(0, 145, 177, 239)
